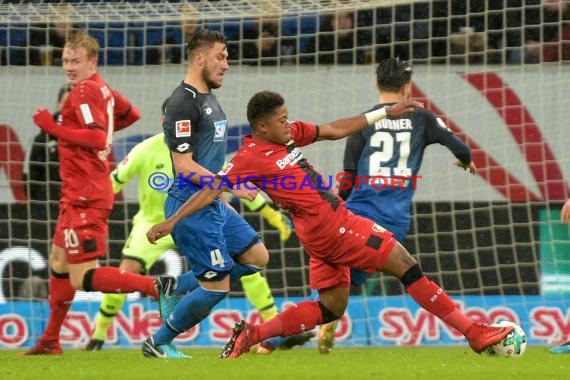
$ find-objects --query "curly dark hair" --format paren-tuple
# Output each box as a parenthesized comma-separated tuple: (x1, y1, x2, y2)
(246, 91, 285, 129)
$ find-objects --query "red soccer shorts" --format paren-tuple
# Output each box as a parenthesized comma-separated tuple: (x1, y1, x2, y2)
(307, 210, 397, 290)
(53, 203, 111, 264)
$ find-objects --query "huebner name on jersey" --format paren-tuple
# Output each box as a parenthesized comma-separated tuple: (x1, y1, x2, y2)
(374, 118, 412, 131)
(276, 147, 303, 169)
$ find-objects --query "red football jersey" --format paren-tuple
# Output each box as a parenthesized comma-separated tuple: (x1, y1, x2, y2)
(57, 73, 134, 209)
(223, 120, 345, 250)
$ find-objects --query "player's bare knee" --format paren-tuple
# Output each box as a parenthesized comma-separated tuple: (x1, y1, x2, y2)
(238, 243, 269, 267)
(48, 246, 68, 272)
(70, 271, 87, 290)
(400, 250, 417, 268)
(119, 258, 144, 274)
(250, 251, 269, 268)
(49, 258, 67, 273)
(254, 245, 270, 267)
(318, 288, 349, 317)
(253, 255, 269, 268)
(382, 243, 417, 276)
(236, 255, 268, 269)
(318, 301, 343, 324)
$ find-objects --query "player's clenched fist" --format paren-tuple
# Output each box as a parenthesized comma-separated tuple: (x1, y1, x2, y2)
(146, 219, 175, 244)
(33, 108, 57, 132)
(229, 183, 259, 201)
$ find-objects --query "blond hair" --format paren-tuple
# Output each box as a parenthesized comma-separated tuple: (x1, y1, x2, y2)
(65, 29, 100, 59)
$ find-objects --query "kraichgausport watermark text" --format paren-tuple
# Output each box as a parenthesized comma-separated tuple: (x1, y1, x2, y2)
(147, 172, 422, 192)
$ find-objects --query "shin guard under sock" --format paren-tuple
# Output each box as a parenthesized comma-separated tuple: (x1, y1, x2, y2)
(406, 276, 473, 334)
(153, 287, 228, 345)
(254, 300, 324, 344)
(240, 272, 277, 321)
(91, 293, 127, 341)
(42, 272, 75, 343)
(86, 267, 157, 299)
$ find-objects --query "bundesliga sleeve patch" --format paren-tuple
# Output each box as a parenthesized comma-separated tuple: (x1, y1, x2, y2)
(175, 120, 191, 137)
(80, 103, 94, 125)
(218, 162, 234, 175)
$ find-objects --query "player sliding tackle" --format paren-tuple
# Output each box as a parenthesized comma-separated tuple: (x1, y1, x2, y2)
(147, 91, 513, 358)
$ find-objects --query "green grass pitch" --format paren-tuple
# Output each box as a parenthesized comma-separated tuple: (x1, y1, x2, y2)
(1, 347, 566, 380)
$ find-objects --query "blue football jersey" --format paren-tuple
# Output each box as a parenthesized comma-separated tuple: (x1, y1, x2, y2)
(163, 82, 228, 201)
(344, 103, 469, 228)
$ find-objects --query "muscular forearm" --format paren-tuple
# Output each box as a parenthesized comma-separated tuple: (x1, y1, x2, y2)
(324, 114, 374, 141)
(319, 100, 422, 141)
(322, 107, 391, 140)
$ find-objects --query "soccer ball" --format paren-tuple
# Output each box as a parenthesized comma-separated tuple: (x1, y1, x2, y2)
(484, 320, 527, 358)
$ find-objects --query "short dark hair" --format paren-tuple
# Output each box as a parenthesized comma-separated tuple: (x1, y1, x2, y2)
(375, 58, 413, 93)
(187, 29, 227, 59)
(247, 91, 285, 128)
(57, 83, 72, 102)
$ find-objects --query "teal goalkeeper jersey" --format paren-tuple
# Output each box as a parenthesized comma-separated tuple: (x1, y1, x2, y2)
(111, 133, 173, 225)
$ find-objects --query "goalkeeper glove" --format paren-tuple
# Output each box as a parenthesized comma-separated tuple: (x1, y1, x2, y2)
(259, 204, 292, 242)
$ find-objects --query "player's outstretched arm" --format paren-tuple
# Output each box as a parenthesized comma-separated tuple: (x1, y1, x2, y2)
(318, 99, 423, 141)
(437, 129, 476, 175)
(147, 152, 230, 243)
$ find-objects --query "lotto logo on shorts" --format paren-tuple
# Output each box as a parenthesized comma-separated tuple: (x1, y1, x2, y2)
(175, 120, 191, 137)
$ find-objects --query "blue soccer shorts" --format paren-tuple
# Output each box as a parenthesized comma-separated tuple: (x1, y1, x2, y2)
(165, 196, 261, 281)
